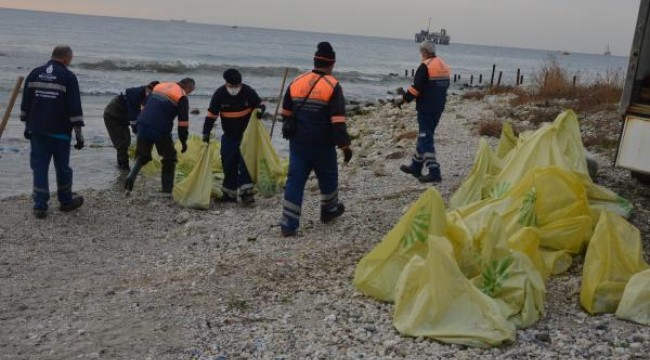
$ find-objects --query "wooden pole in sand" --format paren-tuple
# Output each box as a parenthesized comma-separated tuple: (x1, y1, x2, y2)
(270, 68, 290, 139)
(0, 76, 24, 140)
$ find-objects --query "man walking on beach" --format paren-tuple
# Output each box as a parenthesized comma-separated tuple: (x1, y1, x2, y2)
(103, 80, 159, 171)
(202, 69, 265, 204)
(395, 40, 450, 183)
(279, 41, 352, 237)
(20, 45, 85, 219)
(124, 78, 195, 194)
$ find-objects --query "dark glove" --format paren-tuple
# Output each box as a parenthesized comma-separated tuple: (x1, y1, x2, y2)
(130, 124, 138, 134)
(202, 133, 210, 143)
(23, 128, 31, 140)
(74, 130, 84, 150)
(181, 141, 188, 153)
(255, 104, 266, 118)
(281, 118, 296, 140)
(341, 147, 352, 163)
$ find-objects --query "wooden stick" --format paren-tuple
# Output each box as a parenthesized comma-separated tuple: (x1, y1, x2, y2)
(270, 68, 290, 139)
(0, 76, 25, 140)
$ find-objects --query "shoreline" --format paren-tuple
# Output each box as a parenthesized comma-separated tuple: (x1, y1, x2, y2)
(1, 95, 649, 359)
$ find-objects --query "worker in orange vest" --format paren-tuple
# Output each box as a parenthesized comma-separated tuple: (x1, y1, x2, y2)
(395, 40, 450, 183)
(280, 42, 352, 237)
(124, 78, 196, 194)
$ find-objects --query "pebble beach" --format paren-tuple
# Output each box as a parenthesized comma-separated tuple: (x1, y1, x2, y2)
(1, 94, 649, 359)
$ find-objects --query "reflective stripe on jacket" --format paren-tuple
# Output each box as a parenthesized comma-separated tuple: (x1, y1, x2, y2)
(406, 56, 450, 113)
(20, 60, 84, 136)
(281, 70, 347, 146)
(205, 84, 262, 139)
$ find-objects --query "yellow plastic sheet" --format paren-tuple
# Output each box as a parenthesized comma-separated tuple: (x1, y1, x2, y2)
(393, 235, 516, 347)
(240, 112, 287, 196)
(615, 269, 650, 325)
(353, 188, 448, 302)
(172, 143, 214, 210)
(580, 211, 649, 314)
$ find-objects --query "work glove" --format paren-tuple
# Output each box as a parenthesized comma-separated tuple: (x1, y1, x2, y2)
(181, 141, 188, 153)
(392, 97, 405, 109)
(202, 133, 210, 143)
(74, 129, 84, 150)
(23, 128, 31, 140)
(281, 118, 296, 140)
(130, 124, 138, 134)
(341, 147, 353, 163)
(255, 104, 266, 119)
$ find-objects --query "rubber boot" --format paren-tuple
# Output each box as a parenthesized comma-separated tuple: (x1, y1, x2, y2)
(125, 160, 144, 193)
(161, 170, 175, 193)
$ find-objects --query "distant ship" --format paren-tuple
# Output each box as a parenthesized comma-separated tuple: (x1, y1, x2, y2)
(604, 45, 612, 56)
(415, 17, 450, 45)
(169, 19, 187, 23)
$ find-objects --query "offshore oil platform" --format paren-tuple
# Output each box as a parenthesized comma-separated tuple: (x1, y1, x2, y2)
(414, 18, 450, 45)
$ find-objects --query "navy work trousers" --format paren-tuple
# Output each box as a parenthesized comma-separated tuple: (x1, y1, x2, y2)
(220, 134, 253, 197)
(281, 142, 339, 232)
(408, 110, 442, 176)
(30, 134, 73, 210)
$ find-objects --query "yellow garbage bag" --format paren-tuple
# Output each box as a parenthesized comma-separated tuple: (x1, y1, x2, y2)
(580, 211, 649, 314)
(240, 112, 287, 196)
(393, 235, 516, 347)
(615, 269, 650, 325)
(495, 122, 518, 160)
(172, 143, 214, 210)
(354, 187, 448, 302)
(471, 251, 546, 329)
(459, 211, 546, 329)
(540, 249, 573, 276)
(129, 135, 223, 178)
(452, 167, 592, 254)
(449, 139, 503, 209)
(507, 227, 549, 279)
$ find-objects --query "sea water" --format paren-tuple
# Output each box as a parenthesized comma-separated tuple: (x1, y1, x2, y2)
(0, 8, 629, 198)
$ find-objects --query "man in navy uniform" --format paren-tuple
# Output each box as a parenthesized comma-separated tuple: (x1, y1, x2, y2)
(279, 42, 352, 237)
(20, 45, 85, 219)
(202, 68, 265, 204)
(124, 78, 195, 194)
(395, 40, 450, 183)
(103, 80, 159, 170)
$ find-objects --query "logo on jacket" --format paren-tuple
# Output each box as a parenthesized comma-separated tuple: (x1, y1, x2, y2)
(46, 65, 53, 74)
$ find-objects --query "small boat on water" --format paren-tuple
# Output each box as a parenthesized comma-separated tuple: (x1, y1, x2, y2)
(604, 45, 612, 56)
(415, 17, 450, 44)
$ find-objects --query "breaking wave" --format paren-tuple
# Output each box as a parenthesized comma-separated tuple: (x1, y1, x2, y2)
(75, 59, 405, 85)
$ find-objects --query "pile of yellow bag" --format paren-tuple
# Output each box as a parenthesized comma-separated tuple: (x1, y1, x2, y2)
(354, 110, 648, 347)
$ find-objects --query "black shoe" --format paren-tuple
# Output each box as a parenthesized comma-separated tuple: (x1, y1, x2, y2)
(124, 177, 135, 192)
(400, 165, 420, 178)
(220, 194, 237, 203)
(281, 227, 296, 237)
(60, 195, 84, 212)
(321, 203, 345, 223)
(117, 161, 130, 171)
(33, 209, 47, 219)
(418, 173, 442, 183)
(240, 193, 255, 205)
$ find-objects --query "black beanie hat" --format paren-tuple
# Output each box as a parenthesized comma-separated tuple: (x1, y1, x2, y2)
(223, 68, 242, 85)
(146, 81, 160, 90)
(314, 42, 336, 68)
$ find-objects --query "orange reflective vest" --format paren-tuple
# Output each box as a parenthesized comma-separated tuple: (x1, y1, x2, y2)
(281, 71, 347, 146)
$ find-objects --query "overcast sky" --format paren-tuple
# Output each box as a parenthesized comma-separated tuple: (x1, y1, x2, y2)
(0, 0, 643, 55)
